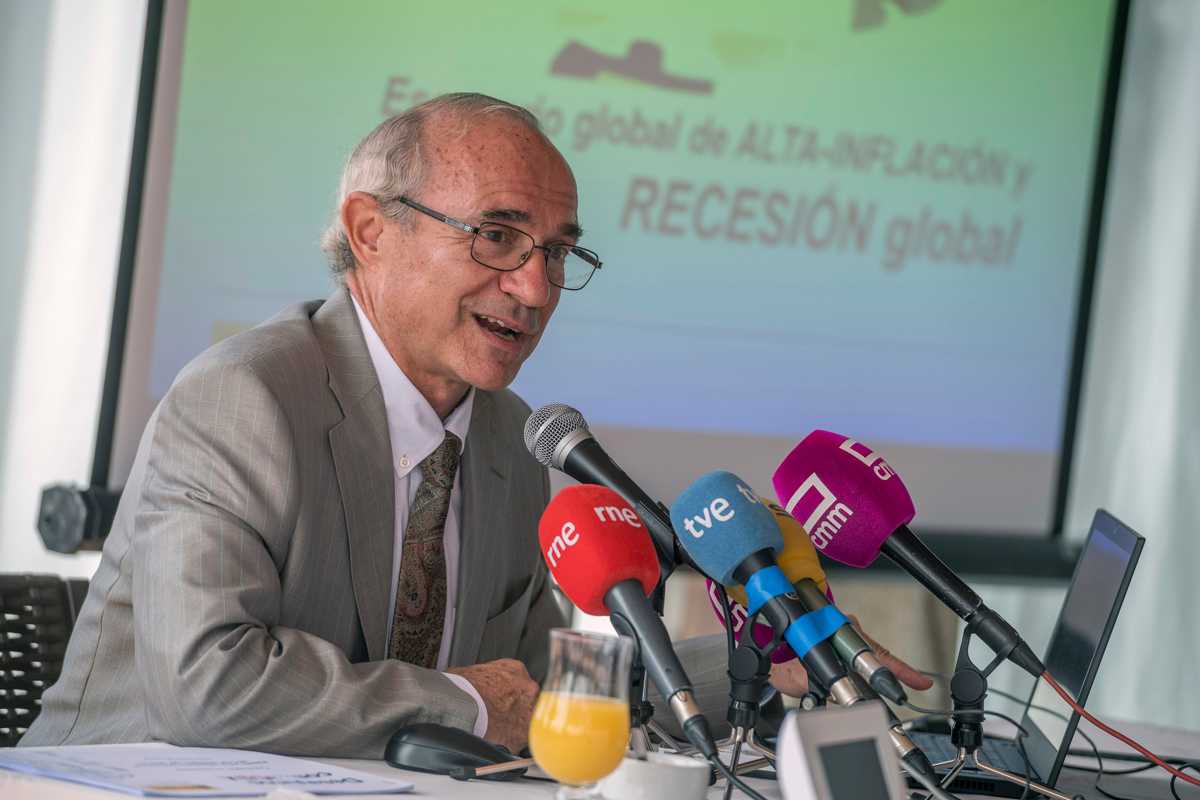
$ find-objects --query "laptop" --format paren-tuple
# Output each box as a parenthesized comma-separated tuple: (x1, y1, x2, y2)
(908, 509, 1145, 797)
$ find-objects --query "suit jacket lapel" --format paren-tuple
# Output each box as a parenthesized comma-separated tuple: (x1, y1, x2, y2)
(450, 390, 509, 666)
(315, 288, 395, 662)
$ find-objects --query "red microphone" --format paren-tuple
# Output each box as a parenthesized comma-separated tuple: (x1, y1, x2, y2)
(538, 485, 717, 759)
(538, 484, 658, 615)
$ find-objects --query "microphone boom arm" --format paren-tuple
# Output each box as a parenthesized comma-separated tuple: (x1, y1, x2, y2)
(561, 437, 688, 580)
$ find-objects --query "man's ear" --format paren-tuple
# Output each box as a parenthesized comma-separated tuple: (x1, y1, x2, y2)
(341, 191, 387, 269)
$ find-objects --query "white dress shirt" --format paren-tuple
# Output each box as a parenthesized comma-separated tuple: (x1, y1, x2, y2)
(352, 298, 488, 737)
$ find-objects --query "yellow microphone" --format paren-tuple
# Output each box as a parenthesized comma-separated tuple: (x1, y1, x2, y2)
(723, 500, 907, 704)
(725, 501, 830, 609)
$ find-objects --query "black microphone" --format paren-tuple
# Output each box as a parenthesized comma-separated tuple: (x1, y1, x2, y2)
(881, 527, 1043, 676)
(731, 553, 862, 702)
(669, 470, 866, 706)
(790, 578, 906, 704)
(772, 430, 1045, 678)
(539, 484, 718, 758)
(524, 403, 686, 581)
(734, 502, 908, 703)
(842, 674, 940, 784)
(672, 470, 937, 781)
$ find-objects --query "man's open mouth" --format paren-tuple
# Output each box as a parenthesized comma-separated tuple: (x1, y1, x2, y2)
(474, 313, 522, 342)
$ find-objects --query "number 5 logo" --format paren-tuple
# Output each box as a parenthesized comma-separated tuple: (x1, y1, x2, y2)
(839, 438, 895, 481)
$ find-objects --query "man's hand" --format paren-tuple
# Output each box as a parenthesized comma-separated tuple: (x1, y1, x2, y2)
(767, 615, 934, 697)
(447, 658, 540, 753)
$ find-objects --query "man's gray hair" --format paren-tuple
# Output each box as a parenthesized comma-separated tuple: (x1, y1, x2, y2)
(319, 92, 544, 279)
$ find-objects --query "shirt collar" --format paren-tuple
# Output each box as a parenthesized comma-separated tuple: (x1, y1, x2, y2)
(352, 296, 474, 478)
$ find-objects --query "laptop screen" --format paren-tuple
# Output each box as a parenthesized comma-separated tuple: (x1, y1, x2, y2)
(1020, 509, 1144, 783)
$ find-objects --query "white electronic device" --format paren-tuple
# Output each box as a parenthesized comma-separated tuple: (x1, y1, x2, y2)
(776, 702, 908, 800)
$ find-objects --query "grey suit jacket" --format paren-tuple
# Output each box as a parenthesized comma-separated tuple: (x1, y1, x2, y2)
(22, 288, 732, 757)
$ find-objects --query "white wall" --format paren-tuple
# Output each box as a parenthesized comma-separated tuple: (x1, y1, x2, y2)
(0, 1, 51, 562)
(983, 0, 1200, 731)
(0, 0, 147, 576)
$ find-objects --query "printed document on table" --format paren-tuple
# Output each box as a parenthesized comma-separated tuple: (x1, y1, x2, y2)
(0, 743, 413, 797)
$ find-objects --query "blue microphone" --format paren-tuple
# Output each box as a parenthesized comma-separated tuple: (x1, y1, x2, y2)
(670, 471, 862, 702)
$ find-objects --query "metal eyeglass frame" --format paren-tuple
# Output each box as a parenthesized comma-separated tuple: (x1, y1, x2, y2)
(391, 195, 602, 290)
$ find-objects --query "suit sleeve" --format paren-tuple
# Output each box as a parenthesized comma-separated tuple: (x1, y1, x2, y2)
(131, 359, 478, 757)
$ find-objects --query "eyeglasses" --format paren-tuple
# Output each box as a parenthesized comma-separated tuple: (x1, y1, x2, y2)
(391, 195, 602, 291)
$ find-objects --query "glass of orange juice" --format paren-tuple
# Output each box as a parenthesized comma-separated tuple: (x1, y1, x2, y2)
(529, 628, 634, 798)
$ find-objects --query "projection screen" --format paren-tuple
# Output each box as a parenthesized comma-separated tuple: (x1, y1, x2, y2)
(103, 0, 1123, 543)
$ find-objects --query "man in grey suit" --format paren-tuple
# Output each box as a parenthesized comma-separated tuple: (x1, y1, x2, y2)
(23, 93, 926, 758)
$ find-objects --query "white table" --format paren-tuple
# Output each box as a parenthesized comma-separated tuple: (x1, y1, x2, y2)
(0, 752, 781, 800)
(4, 718, 1197, 799)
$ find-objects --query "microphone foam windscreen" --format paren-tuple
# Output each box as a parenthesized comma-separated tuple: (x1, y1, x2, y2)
(538, 484, 659, 616)
(772, 430, 916, 568)
(669, 471, 783, 585)
(726, 500, 833, 609)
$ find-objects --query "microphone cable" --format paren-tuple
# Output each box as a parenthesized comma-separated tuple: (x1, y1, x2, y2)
(709, 756, 770, 800)
(718, 584, 738, 662)
(715, 584, 952, 800)
(1039, 670, 1200, 793)
(1170, 764, 1200, 800)
(905, 764, 965, 800)
(981, 682, 1153, 800)
(907, 671, 1200, 800)
(992, 693, 1199, 800)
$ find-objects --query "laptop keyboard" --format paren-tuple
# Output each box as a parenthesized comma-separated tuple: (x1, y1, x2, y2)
(910, 732, 1036, 776)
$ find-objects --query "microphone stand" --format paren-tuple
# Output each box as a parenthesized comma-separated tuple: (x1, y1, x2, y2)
(626, 643, 656, 757)
(714, 573, 813, 797)
(719, 641, 776, 799)
(621, 581, 679, 756)
(625, 503, 704, 756)
(932, 630, 1071, 800)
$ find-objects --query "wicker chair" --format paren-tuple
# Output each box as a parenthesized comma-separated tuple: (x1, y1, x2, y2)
(0, 574, 88, 746)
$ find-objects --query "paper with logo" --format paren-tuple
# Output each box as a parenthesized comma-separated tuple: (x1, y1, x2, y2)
(0, 743, 413, 797)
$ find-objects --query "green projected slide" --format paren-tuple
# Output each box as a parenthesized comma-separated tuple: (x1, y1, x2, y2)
(125, 0, 1117, 532)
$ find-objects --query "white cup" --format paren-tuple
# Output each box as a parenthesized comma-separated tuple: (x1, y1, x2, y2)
(597, 752, 712, 800)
